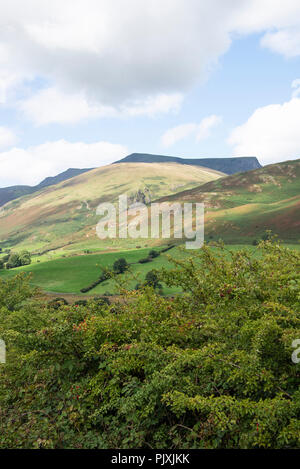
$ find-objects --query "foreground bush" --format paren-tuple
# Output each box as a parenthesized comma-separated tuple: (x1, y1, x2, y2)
(0, 241, 299, 449)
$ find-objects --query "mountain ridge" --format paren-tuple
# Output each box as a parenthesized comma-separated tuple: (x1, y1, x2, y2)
(0, 152, 262, 208)
(114, 153, 262, 174)
(0, 167, 93, 207)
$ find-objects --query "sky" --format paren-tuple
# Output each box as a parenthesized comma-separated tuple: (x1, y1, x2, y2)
(1, 0, 300, 186)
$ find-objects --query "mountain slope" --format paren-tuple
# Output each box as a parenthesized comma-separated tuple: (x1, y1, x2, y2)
(0, 167, 93, 207)
(114, 153, 262, 174)
(157, 159, 300, 242)
(0, 152, 262, 208)
(0, 162, 224, 253)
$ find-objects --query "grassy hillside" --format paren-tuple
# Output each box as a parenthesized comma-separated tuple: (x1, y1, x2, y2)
(157, 159, 300, 243)
(0, 167, 93, 207)
(0, 246, 184, 294)
(0, 162, 224, 254)
(0, 158, 298, 265)
(1, 244, 299, 295)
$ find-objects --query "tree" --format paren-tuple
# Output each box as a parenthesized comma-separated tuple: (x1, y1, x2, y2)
(113, 258, 128, 274)
(149, 249, 159, 258)
(0, 272, 35, 310)
(6, 253, 21, 269)
(262, 230, 272, 241)
(5, 251, 31, 269)
(19, 251, 31, 266)
(145, 270, 161, 289)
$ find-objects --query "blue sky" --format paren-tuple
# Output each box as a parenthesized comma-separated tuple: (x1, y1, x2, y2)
(1, 1, 300, 186)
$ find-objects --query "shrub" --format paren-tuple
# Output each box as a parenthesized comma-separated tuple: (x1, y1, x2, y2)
(19, 251, 31, 266)
(148, 249, 160, 259)
(0, 242, 299, 449)
(145, 270, 161, 289)
(93, 296, 110, 306)
(0, 273, 35, 311)
(138, 257, 152, 264)
(262, 230, 272, 241)
(160, 244, 175, 253)
(80, 270, 111, 293)
(113, 258, 128, 274)
(74, 300, 87, 307)
(6, 253, 22, 269)
(5, 251, 31, 269)
(47, 297, 69, 309)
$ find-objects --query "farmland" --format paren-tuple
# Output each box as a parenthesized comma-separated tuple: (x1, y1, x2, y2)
(1, 243, 299, 296)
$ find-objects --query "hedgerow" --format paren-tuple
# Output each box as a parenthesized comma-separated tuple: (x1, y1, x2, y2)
(0, 241, 299, 449)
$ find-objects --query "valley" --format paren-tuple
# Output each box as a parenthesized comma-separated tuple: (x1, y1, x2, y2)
(0, 156, 299, 297)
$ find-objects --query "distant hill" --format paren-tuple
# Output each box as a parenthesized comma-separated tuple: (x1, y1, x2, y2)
(37, 168, 94, 189)
(114, 153, 262, 174)
(0, 168, 93, 207)
(0, 153, 262, 208)
(1, 156, 297, 252)
(0, 162, 224, 253)
(157, 159, 300, 243)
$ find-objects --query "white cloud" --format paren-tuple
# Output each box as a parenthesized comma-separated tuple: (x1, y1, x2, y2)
(19, 87, 183, 125)
(0, 127, 17, 149)
(161, 124, 197, 147)
(1, 1, 300, 124)
(122, 93, 183, 118)
(196, 115, 222, 141)
(234, 1, 300, 58)
(19, 88, 115, 125)
(261, 29, 300, 58)
(0, 140, 128, 186)
(228, 87, 300, 164)
(291, 78, 300, 97)
(0, 0, 234, 116)
(161, 115, 222, 147)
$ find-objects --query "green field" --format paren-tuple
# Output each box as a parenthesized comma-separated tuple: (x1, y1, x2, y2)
(0, 246, 183, 295)
(1, 243, 299, 295)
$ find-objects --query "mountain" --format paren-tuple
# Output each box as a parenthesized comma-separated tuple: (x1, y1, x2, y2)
(0, 168, 93, 207)
(37, 168, 94, 189)
(1, 157, 297, 254)
(157, 159, 300, 243)
(0, 185, 33, 208)
(0, 162, 224, 253)
(114, 153, 262, 174)
(0, 153, 262, 208)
